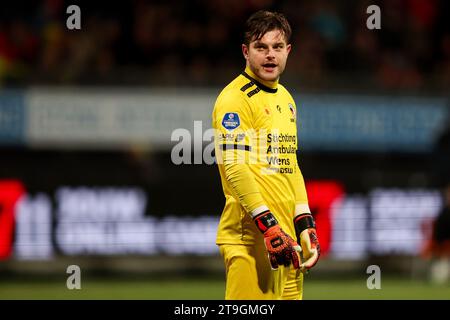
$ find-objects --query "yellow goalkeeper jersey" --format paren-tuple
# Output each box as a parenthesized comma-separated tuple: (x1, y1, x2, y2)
(213, 67, 309, 245)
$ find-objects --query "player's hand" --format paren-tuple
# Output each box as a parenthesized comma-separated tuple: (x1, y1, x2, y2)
(254, 210, 301, 270)
(294, 213, 320, 274)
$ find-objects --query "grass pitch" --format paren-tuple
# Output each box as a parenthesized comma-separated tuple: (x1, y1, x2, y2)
(0, 276, 449, 300)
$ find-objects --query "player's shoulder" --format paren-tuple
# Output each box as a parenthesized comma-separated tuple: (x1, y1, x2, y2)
(277, 83, 295, 99)
(215, 74, 250, 109)
(278, 82, 299, 108)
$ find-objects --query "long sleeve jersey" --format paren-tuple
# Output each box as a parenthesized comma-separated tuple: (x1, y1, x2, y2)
(213, 67, 309, 245)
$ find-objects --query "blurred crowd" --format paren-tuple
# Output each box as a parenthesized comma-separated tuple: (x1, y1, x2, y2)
(0, 0, 449, 92)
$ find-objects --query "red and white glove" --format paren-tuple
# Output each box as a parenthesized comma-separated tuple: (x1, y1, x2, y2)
(254, 210, 301, 270)
(294, 213, 320, 273)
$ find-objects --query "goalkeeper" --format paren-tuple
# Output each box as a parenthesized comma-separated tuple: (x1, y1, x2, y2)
(213, 10, 320, 300)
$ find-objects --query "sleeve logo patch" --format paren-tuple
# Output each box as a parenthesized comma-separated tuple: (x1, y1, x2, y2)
(222, 112, 240, 130)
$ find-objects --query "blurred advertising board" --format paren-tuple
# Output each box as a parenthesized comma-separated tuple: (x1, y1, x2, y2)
(0, 91, 25, 145)
(0, 89, 448, 152)
(299, 94, 449, 152)
(24, 88, 214, 149)
(0, 179, 441, 261)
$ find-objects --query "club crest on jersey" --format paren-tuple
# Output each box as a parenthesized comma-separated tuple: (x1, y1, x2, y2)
(288, 103, 296, 123)
(222, 112, 240, 131)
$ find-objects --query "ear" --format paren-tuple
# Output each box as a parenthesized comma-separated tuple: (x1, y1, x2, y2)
(286, 43, 292, 55)
(242, 44, 249, 60)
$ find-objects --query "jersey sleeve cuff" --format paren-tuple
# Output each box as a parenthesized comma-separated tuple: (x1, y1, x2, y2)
(250, 205, 270, 218)
(294, 203, 311, 217)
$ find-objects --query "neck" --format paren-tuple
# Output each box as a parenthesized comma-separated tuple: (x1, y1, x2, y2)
(244, 66, 279, 89)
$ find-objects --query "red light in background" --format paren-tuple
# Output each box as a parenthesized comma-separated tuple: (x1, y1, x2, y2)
(0, 180, 25, 260)
(306, 180, 345, 256)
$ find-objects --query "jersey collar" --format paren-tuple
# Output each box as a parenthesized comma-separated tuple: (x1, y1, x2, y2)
(242, 67, 278, 93)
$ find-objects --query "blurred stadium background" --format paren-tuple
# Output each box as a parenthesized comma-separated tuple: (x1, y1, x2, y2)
(1, 0, 450, 299)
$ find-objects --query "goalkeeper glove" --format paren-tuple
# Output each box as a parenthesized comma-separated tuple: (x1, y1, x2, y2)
(254, 210, 301, 270)
(294, 213, 320, 274)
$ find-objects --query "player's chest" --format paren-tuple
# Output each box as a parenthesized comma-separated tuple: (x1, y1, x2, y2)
(251, 96, 297, 132)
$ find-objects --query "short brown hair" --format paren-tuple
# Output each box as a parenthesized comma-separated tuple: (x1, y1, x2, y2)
(243, 10, 292, 45)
